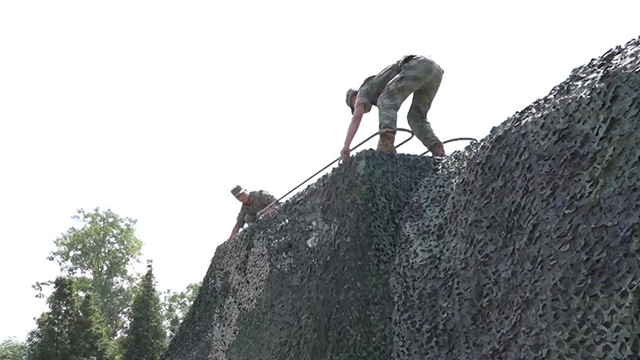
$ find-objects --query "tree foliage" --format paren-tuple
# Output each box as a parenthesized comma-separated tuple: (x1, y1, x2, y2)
(27, 277, 115, 360)
(25, 208, 202, 359)
(75, 293, 115, 360)
(44, 208, 143, 335)
(0, 338, 28, 360)
(162, 282, 200, 340)
(27, 278, 81, 360)
(122, 262, 167, 360)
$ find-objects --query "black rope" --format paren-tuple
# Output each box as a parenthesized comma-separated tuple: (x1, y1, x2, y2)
(258, 133, 478, 217)
(257, 129, 414, 216)
(419, 137, 478, 156)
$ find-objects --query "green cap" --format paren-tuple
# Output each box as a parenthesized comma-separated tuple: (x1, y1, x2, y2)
(231, 185, 244, 197)
(345, 88, 358, 114)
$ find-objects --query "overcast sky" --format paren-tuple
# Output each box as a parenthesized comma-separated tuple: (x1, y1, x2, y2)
(1, 0, 639, 341)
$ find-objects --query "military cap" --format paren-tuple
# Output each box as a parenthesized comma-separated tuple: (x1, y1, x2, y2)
(345, 88, 358, 114)
(231, 185, 245, 197)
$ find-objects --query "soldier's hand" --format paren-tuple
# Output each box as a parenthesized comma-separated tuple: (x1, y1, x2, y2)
(340, 146, 350, 161)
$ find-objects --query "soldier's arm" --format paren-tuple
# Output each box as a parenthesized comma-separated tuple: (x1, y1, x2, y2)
(229, 225, 241, 240)
(229, 211, 245, 240)
(341, 104, 367, 159)
(259, 192, 278, 217)
(264, 192, 278, 205)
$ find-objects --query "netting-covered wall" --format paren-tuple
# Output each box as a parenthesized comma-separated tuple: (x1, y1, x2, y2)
(164, 36, 640, 360)
(163, 151, 434, 360)
(395, 38, 640, 359)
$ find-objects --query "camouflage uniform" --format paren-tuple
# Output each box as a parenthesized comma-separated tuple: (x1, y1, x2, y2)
(355, 55, 444, 149)
(234, 191, 277, 229)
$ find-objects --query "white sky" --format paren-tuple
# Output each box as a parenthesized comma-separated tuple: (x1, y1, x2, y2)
(1, 0, 638, 342)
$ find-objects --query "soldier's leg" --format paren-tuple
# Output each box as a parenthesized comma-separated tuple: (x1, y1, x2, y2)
(407, 66, 443, 152)
(377, 69, 427, 134)
(376, 63, 434, 152)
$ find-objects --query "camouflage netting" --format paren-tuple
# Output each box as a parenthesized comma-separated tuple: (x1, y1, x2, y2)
(395, 38, 640, 359)
(164, 36, 640, 360)
(163, 151, 434, 360)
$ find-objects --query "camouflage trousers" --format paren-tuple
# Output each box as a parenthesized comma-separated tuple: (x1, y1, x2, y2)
(377, 56, 443, 149)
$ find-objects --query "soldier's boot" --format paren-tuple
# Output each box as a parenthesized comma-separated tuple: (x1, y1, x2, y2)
(430, 141, 446, 157)
(376, 132, 397, 154)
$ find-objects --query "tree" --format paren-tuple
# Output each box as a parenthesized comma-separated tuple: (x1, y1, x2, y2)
(75, 293, 115, 360)
(0, 338, 28, 360)
(122, 262, 167, 360)
(27, 278, 118, 360)
(27, 277, 82, 360)
(161, 282, 200, 340)
(44, 207, 143, 336)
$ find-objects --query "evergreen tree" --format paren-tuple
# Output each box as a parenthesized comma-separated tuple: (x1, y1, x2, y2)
(122, 261, 167, 360)
(27, 277, 81, 360)
(75, 293, 115, 360)
(36, 208, 143, 336)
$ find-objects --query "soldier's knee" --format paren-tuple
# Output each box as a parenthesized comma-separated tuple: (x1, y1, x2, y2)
(407, 115, 420, 128)
(377, 95, 402, 112)
(408, 104, 429, 123)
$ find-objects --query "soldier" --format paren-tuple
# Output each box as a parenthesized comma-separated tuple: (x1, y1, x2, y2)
(341, 54, 446, 160)
(228, 185, 278, 240)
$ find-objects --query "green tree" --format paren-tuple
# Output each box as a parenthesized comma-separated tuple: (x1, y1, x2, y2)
(161, 282, 200, 340)
(122, 262, 167, 360)
(27, 277, 82, 360)
(0, 338, 28, 360)
(43, 207, 143, 336)
(75, 293, 115, 360)
(27, 278, 118, 360)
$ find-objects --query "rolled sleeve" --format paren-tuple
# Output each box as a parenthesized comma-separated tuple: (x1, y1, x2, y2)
(356, 76, 376, 106)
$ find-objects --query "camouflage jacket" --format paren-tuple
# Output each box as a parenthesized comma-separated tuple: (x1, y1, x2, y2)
(235, 190, 278, 228)
(355, 55, 421, 107)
